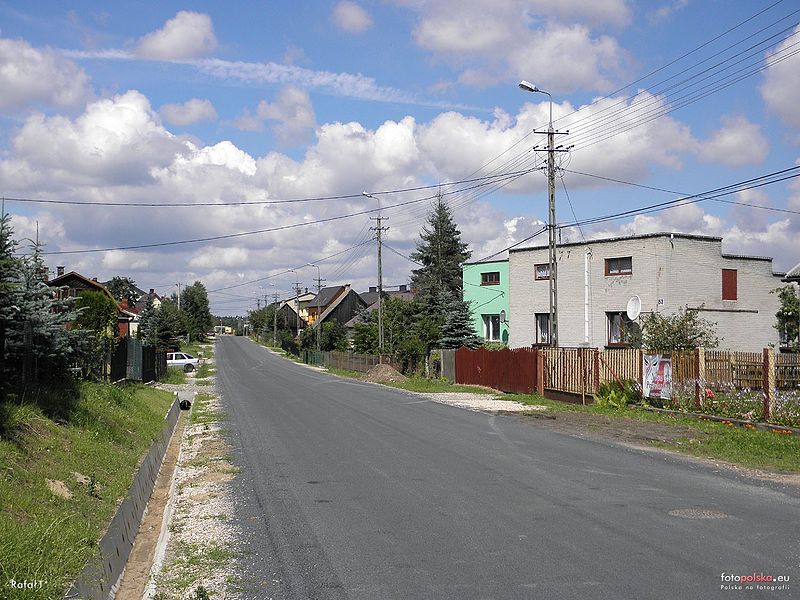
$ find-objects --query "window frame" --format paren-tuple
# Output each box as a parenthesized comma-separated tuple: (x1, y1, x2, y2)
(605, 256, 633, 276)
(606, 311, 634, 347)
(480, 271, 501, 286)
(482, 314, 501, 341)
(535, 312, 551, 346)
(534, 263, 550, 281)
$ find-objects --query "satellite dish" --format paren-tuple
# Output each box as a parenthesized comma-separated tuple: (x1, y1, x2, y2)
(626, 295, 641, 320)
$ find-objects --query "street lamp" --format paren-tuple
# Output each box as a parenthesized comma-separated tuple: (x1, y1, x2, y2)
(519, 79, 558, 347)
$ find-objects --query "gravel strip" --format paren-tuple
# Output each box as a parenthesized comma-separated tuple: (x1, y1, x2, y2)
(415, 392, 545, 413)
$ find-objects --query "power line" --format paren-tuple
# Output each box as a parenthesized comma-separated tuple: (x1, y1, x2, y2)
(2, 168, 535, 208)
(564, 168, 800, 216)
(38, 171, 535, 255)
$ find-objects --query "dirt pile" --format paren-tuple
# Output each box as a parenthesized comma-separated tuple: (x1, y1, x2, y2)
(362, 363, 408, 383)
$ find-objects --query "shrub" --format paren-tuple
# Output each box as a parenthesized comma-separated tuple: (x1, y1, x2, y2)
(594, 379, 641, 409)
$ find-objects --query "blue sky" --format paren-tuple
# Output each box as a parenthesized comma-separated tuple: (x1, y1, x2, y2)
(1, 1, 799, 314)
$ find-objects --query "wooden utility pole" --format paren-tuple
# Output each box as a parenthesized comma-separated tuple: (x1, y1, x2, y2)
(272, 292, 279, 347)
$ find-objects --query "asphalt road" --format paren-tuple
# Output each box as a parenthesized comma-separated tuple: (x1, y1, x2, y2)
(216, 336, 798, 600)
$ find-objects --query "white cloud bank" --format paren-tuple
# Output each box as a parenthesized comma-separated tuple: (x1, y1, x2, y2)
(159, 98, 218, 126)
(0, 38, 92, 113)
(136, 11, 218, 60)
(332, 2, 373, 33)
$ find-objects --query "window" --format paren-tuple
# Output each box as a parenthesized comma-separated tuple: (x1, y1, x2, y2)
(535, 313, 551, 345)
(605, 257, 633, 276)
(481, 271, 501, 286)
(722, 269, 737, 300)
(607, 312, 634, 346)
(535, 263, 550, 280)
(483, 314, 501, 341)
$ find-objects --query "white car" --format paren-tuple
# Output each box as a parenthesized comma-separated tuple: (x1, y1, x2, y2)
(167, 352, 200, 373)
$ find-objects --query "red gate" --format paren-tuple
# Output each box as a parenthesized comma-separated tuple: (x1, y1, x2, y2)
(454, 347, 538, 394)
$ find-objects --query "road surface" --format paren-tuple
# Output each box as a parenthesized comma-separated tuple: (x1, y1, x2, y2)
(216, 337, 798, 599)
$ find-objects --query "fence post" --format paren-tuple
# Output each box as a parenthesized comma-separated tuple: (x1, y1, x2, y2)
(694, 347, 705, 408)
(536, 349, 544, 397)
(592, 349, 600, 394)
(762, 348, 775, 421)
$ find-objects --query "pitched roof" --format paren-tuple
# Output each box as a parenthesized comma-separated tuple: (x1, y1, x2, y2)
(48, 271, 116, 301)
(310, 285, 346, 308)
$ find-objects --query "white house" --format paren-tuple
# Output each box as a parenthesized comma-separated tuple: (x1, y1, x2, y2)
(508, 232, 785, 352)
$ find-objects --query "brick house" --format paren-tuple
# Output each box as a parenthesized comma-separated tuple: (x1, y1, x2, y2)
(508, 232, 785, 352)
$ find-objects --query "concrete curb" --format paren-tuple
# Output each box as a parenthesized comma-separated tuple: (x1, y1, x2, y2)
(639, 406, 800, 436)
(65, 394, 181, 599)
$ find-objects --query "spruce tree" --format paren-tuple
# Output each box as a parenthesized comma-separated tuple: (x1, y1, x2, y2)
(137, 295, 157, 345)
(409, 193, 471, 307)
(439, 293, 481, 349)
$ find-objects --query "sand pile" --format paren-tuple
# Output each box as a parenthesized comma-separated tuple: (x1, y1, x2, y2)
(362, 363, 408, 383)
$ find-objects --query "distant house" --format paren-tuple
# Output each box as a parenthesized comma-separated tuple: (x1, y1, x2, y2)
(270, 302, 307, 336)
(310, 285, 367, 328)
(508, 232, 785, 352)
(462, 260, 509, 344)
(282, 290, 316, 332)
(47, 270, 136, 337)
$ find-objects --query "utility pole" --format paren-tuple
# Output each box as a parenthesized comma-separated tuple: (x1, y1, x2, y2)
(519, 80, 569, 347)
(272, 292, 279, 347)
(308, 264, 325, 352)
(176, 283, 182, 310)
(291, 274, 302, 336)
(364, 192, 389, 355)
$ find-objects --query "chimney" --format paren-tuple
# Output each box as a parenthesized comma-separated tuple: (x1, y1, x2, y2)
(369, 286, 377, 293)
(305, 287, 308, 294)
(91, 277, 98, 283)
(399, 284, 407, 292)
(149, 288, 154, 295)
(57, 266, 65, 277)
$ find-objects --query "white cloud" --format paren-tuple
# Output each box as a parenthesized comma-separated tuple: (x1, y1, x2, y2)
(649, 0, 689, 24)
(6, 90, 185, 187)
(257, 86, 317, 146)
(404, 0, 630, 93)
(332, 2, 373, 33)
(697, 115, 768, 168)
(136, 11, 217, 60)
(159, 98, 217, 126)
(189, 247, 250, 269)
(0, 38, 92, 112)
(760, 24, 800, 128)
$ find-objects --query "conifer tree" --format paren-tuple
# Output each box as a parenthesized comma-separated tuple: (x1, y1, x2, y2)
(439, 293, 481, 349)
(409, 193, 471, 308)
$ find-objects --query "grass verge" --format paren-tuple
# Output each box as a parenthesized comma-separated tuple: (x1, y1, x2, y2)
(191, 392, 223, 426)
(502, 393, 800, 472)
(0, 383, 174, 598)
(195, 363, 216, 379)
(161, 367, 187, 384)
(323, 367, 496, 395)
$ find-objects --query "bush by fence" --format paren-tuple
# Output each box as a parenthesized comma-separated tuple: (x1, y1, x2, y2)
(303, 350, 402, 374)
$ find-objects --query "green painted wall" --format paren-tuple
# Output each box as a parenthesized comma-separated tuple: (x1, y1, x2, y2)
(462, 259, 509, 344)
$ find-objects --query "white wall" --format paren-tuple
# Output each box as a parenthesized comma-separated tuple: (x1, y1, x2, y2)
(508, 235, 782, 351)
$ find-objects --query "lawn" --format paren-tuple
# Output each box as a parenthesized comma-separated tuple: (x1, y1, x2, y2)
(0, 382, 174, 598)
(501, 393, 800, 472)
(162, 367, 187, 384)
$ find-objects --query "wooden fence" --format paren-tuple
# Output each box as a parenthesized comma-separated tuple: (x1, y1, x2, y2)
(777, 353, 800, 389)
